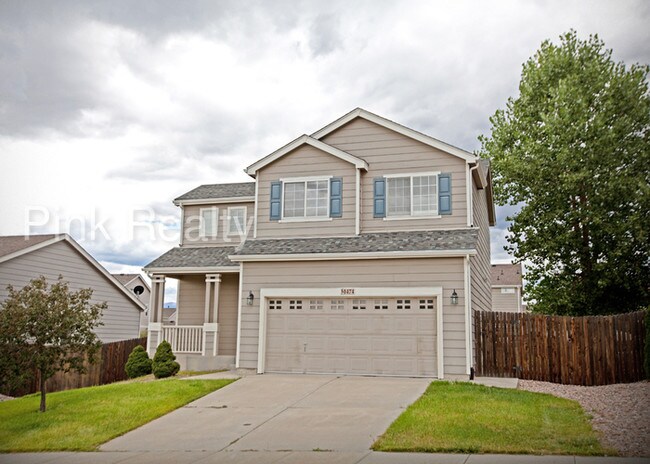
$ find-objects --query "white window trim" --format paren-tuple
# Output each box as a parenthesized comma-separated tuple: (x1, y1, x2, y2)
(280, 175, 332, 221)
(384, 215, 441, 221)
(199, 207, 219, 238)
(384, 172, 440, 219)
(227, 206, 247, 236)
(279, 217, 333, 223)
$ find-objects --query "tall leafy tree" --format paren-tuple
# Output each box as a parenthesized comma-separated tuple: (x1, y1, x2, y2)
(480, 30, 650, 316)
(0, 276, 105, 411)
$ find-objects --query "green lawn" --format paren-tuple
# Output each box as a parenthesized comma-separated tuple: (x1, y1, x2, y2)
(0, 378, 235, 452)
(373, 381, 610, 456)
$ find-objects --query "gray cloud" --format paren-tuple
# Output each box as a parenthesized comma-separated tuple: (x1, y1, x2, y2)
(1, 0, 649, 275)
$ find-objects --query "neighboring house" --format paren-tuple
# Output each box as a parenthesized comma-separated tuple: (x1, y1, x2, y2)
(490, 263, 524, 312)
(145, 108, 496, 379)
(0, 234, 146, 342)
(162, 303, 177, 326)
(112, 273, 151, 330)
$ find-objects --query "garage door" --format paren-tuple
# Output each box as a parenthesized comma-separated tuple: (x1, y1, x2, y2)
(265, 297, 437, 377)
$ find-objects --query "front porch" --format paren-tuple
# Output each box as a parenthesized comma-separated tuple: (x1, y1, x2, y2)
(147, 271, 240, 370)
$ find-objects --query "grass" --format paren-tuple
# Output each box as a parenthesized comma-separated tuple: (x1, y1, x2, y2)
(0, 378, 235, 452)
(373, 381, 610, 456)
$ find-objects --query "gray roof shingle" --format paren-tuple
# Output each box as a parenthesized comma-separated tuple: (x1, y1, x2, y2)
(174, 182, 255, 202)
(491, 263, 522, 286)
(0, 234, 57, 259)
(232, 229, 478, 256)
(145, 246, 238, 269)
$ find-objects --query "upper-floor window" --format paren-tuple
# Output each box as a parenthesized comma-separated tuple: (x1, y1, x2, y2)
(386, 173, 439, 217)
(374, 172, 451, 219)
(283, 179, 329, 219)
(199, 207, 218, 237)
(227, 206, 247, 236)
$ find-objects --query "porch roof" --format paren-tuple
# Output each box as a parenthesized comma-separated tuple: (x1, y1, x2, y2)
(174, 182, 255, 202)
(231, 229, 478, 257)
(144, 246, 238, 270)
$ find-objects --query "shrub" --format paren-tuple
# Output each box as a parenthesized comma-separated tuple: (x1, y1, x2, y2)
(125, 345, 152, 379)
(152, 340, 180, 379)
(643, 308, 650, 380)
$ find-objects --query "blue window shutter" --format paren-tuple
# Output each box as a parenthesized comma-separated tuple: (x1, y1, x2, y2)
(438, 173, 452, 215)
(270, 181, 282, 220)
(373, 177, 386, 218)
(330, 177, 342, 218)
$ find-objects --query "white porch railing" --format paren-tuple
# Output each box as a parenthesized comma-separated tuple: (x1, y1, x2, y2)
(162, 325, 203, 354)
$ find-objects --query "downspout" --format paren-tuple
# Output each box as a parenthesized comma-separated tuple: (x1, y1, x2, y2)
(355, 168, 361, 235)
(464, 255, 473, 376)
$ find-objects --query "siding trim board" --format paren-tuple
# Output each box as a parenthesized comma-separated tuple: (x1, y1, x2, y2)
(256, 286, 444, 378)
(146, 267, 240, 274)
(231, 250, 477, 262)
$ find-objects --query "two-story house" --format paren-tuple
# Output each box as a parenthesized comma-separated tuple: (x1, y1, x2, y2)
(144, 108, 495, 379)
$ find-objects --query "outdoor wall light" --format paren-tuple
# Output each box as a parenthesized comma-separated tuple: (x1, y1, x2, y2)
(451, 289, 459, 305)
(247, 291, 255, 306)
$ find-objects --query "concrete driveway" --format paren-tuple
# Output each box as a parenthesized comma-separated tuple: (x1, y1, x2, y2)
(101, 374, 431, 453)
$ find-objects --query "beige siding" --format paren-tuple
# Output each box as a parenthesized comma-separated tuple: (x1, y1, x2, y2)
(176, 275, 205, 325)
(239, 257, 468, 376)
(182, 201, 254, 246)
(175, 273, 238, 355)
(217, 273, 238, 355)
(470, 183, 491, 313)
(321, 118, 468, 232)
(491, 287, 521, 312)
(256, 145, 357, 238)
(0, 241, 141, 343)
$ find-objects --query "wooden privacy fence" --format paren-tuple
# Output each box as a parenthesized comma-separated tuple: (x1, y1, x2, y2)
(10, 337, 147, 396)
(474, 310, 646, 386)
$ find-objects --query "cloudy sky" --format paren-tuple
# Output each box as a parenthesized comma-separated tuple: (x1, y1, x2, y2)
(1, 0, 648, 302)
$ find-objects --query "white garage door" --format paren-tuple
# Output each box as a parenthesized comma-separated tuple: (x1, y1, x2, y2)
(265, 297, 437, 377)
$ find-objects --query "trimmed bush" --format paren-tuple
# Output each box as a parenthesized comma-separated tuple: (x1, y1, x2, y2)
(125, 345, 152, 379)
(152, 340, 180, 379)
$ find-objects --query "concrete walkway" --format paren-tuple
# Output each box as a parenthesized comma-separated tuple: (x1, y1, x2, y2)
(2, 451, 648, 463)
(101, 374, 431, 452)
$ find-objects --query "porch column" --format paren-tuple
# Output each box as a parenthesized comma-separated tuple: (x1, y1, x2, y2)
(203, 274, 221, 356)
(147, 275, 166, 356)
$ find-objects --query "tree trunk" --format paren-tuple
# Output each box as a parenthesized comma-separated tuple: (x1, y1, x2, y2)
(39, 370, 46, 412)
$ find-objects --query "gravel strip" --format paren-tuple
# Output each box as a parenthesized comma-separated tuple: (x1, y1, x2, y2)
(0, 393, 14, 402)
(518, 379, 650, 457)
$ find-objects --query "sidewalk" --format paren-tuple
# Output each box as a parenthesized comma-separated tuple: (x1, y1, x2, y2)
(1, 451, 648, 463)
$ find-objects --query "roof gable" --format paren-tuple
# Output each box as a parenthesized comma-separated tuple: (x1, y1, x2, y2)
(112, 273, 151, 292)
(245, 135, 368, 177)
(312, 108, 477, 163)
(0, 234, 146, 311)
